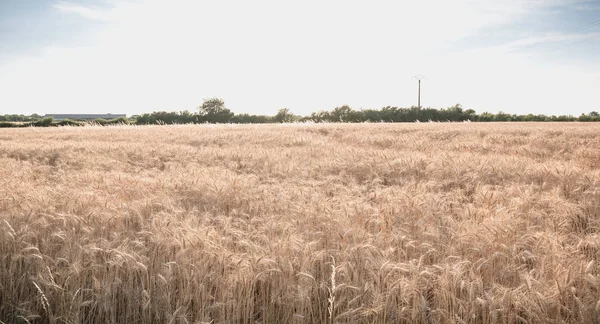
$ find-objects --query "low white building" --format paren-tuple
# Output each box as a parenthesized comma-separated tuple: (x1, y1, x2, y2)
(44, 114, 126, 121)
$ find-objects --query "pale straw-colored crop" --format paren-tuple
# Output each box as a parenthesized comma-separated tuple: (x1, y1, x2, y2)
(1, 122, 599, 323)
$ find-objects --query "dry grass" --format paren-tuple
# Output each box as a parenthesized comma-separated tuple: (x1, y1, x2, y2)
(1, 123, 600, 324)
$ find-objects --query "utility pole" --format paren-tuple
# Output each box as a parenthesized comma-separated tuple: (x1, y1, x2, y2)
(414, 75, 425, 121)
(414, 75, 425, 108)
(418, 79, 421, 108)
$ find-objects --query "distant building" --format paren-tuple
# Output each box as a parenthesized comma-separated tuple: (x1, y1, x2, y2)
(44, 114, 127, 121)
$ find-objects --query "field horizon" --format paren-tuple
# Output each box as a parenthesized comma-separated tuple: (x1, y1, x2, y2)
(1, 123, 599, 323)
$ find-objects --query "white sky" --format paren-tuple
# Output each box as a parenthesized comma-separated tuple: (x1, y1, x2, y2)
(1, 0, 599, 116)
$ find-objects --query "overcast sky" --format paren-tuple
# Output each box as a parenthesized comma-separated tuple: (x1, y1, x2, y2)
(1, 0, 599, 116)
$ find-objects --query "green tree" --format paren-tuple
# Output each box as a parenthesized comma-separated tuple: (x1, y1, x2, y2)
(444, 104, 464, 121)
(361, 109, 381, 122)
(310, 111, 331, 123)
(464, 109, 477, 120)
(231, 114, 273, 123)
(478, 112, 494, 122)
(198, 98, 234, 123)
(274, 108, 296, 123)
(331, 105, 356, 122)
(494, 111, 511, 122)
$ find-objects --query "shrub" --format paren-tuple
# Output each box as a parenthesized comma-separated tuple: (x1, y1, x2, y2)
(0, 122, 16, 128)
(31, 117, 54, 127)
(56, 119, 84, 126)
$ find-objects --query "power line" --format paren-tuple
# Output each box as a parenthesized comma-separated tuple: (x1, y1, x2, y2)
(525, 18, 600, 54)
(545, 31, 600, 53)
(543, 18, 600, 45)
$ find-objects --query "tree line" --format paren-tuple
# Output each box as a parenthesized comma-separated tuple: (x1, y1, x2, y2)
(1, 98, 599, 127)
(118, 99, 600, 124)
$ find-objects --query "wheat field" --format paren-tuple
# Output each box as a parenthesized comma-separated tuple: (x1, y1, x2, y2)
(1, 123, 599, 324)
